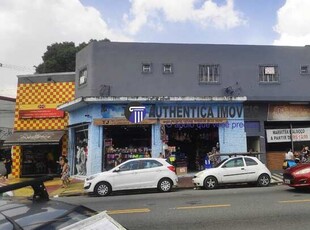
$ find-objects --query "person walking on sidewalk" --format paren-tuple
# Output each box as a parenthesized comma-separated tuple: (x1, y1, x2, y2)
(3, 156, 12, 180)
(61, 158, 70, 188)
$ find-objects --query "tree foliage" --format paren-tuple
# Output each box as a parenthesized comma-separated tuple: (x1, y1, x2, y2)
(35, 39, 110, 73)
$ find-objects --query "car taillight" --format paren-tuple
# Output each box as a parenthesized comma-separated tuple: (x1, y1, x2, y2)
(167, 165, 175, 173)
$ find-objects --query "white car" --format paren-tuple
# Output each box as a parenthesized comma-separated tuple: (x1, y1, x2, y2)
(192, 156, 271, 189)
(84, 158, 178, 196)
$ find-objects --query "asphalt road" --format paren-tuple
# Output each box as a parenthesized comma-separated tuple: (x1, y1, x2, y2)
(55, 185, 310, 230)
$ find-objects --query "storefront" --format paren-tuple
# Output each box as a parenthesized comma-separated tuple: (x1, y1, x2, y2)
(5, 73, 75, 178)
(60, 97, 248, 176)
(265, 104, 310, 170)
(4, 130, 65, 177)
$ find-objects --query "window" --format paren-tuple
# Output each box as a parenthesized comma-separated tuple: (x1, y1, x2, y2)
(119, 161, 140, 171)
(141, 160, 163, 169)
(142, 63, 152, 74)
(300, 65, 309, 75)
(245, 158, 258, 166)
(259, 65, 279, 83)
(199, 64, 220, 83)
(163, 64, 173, 74)
(223, 158, 244, 168)
(79, 68, 87, 86)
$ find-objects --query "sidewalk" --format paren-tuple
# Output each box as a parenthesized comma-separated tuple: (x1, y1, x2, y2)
(0, 175, 86, 198)
(0, 171, 283, 198)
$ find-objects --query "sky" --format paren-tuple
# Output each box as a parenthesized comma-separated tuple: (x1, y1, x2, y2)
(1, 0, 310, 98)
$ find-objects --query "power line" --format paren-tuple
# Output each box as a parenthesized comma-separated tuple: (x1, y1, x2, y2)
(0, 62, 35, 72)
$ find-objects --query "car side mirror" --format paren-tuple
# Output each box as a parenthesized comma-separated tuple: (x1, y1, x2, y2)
(113, 167, 120, 173)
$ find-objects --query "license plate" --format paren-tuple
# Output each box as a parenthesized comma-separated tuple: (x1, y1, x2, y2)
(284, 179, 291, 184)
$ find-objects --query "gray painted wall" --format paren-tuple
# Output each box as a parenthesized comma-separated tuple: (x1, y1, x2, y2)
(76, 41, 310, 101)
(0, 97, 15, 141)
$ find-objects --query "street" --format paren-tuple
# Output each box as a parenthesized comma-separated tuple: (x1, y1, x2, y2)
(55, 184, 310, 230)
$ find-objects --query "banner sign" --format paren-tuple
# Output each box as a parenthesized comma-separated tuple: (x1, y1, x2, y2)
(266, 128, 310, 143)
(101, 103, 244, 120)
(19, 103, 64, 119)
(268, 104, 310, 121)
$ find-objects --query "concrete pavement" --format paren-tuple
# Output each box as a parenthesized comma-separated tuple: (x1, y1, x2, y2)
(0, 172, 284, 198)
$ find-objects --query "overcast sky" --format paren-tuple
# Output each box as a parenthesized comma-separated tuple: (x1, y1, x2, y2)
(1, 0, 310, 98)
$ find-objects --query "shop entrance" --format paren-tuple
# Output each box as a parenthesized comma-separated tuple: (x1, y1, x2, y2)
(103, 125, 152, 170)
(165, 124, 219, 171)
(21, 145, 61, 177)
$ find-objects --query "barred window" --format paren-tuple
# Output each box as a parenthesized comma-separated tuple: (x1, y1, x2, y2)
(259, 65, 279, 83)
(199, 64, 220, 83)
(79, 68, 87, 86)
(163, 64, 173, 74)
(142, 63, 152, 74)
(300, 65, 309, 75)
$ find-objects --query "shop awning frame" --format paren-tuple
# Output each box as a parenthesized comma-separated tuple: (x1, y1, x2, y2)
(3, 130, 66, 146)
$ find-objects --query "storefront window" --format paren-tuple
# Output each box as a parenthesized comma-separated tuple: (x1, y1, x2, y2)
(74, 125, 88, 175)
(21, 145, 60, 176)
(104, 125, 151, 170)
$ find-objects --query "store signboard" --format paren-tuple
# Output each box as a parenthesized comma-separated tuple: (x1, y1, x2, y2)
(268, 104, 310, 121)
(19, 103, 64, 119)
(94, 118, 228, 126)
(266, 128, 310, 143)
(101, 103, 244, 120)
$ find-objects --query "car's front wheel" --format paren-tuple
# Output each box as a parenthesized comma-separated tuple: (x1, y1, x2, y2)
(204, 176, 218, 189)
(94, 182, 112, 197)
(257, 174, 270, 187)
(158, 178, 173, 192)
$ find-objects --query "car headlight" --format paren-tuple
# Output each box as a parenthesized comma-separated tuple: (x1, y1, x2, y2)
(195, 171, 205, 178)
(86, 174, 98, 181)
(294, 168, 310, 175)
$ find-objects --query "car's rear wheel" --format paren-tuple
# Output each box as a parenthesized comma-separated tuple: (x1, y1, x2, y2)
(204, 176, 218, 189)
(94, 182, 112, 197)
(158, 178, 173, 192)
(257, 174, 270, 187)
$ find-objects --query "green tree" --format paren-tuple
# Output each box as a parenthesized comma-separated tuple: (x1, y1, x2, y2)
(35, 39, 110, 73)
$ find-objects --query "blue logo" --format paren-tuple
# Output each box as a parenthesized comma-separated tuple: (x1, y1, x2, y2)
(125, 102, 146, 123)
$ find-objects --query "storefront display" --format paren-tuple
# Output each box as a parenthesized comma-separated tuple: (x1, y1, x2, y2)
(103, 125, 151, 170)
(21, 145, 61, 177)
(105, 146, 151, 169)
(73, 125, 88, 176)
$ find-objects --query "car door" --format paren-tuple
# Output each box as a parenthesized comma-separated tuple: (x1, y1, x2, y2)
(220, 157, 248, 183)
(244, 157, 260, 182)
(137, 159, 163, 188)
(112, 160, 140, 190)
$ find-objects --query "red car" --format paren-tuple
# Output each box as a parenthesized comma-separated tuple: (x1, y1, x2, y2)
(283, 163, 310, 188)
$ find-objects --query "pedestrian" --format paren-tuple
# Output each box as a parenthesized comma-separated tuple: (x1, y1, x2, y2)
(115, 155, 123, 166)
(46, 151, 55, 174)
(159, 152, 164, 158)
(0, 158, 7, 181)
(301, 146, 310, 162)
(283, 148, 295, 169)
(3, 156, 12, 180)
(145, 151, 152, 158)
(61, 158, 70, 188)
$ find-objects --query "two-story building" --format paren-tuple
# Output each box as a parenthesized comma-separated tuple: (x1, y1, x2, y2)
(59, 41, 310, 175)
(4, 73, 75, 178)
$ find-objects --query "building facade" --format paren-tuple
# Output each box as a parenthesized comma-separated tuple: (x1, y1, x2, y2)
(0, 96, 16, 158)
(5, 73, 75, 178)
(60, 41, 310, 175)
